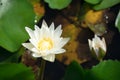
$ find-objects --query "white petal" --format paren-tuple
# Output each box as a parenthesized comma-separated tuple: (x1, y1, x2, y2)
(34, 25, 40, 40)
(94, 34, 99, 39)
(22, 43, 34, 50)
(93, 34, 101, 43)
(25, 27, 35, 39)
(53, 49, 66, 54)
(49, 22, 55, 31)
(59, 38, 70, 48)
(54, 25, 62, 37)
(42, 54, 55, 62)
(49, 22, 55, 38)
(55, 25, 62, 31)
(94, 49, 99, 57)
(41, 20, 49, 29)
(31, 48, 40, 53)
(32, 53, 41, 57)
(102, 38, 106, 52)
(92, 40, 97, 50)
(29, 39, 37, 47)
(41, 20, 50, 37)
(88, 39, 92, 50)
(35, 25, 40, 30)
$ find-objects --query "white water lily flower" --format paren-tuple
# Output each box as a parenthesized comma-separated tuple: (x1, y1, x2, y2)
(22, 20, 70, 62)
(88, 34, 106, 59)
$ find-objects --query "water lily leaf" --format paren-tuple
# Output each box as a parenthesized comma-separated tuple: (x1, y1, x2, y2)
(86, 60, 120, 80)
(0, 0, 35, 52)
(0, 63, 35, 80)
(44, 0, 72, 9)
(115, 10, 120, 32)
(84, 0, 101, 4)
(64, 61, 84, 80)
(93, 0, 120, 10)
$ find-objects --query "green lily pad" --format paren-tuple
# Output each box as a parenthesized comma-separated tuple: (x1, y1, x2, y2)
(64, 60, 120, 80)
(84, 0, 101, 4)
(86, 60, 120, 80)
(93, 0, 120, 10)
(0, 63, 35, 80)
(44, 0, 72, 9)
(0, 0, 35, 52)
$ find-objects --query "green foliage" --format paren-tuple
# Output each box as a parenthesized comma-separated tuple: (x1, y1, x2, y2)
(93, 0, 120, 10)
(0, 0, 35, 52)
(64, 61, 84, 80)
(115, 11, 120, 32)
(86, 60, 120, 80)
(64, 60, 120, 80)
(0, 63, 35, 80)
(84, 0, 101, 4)
(44, 0, 72, 9)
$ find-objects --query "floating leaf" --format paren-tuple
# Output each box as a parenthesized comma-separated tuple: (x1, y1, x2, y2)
(93, 0, 120, 10)
(0, 63, 35, 80)
(64, 61, 84, 80)
(64, 60, 120, 80)
(0, 0, 35, 52)
(44, 0, 72, 9)
(115, 10, 120, 32)
(86, 60, 120, 80)
(84, 0, 101, 4)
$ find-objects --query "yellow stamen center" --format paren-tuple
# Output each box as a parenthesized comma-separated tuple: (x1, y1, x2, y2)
(37, 37, 53, 50)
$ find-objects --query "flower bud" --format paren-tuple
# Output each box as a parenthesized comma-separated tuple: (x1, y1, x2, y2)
(88, 35, 106, 61)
